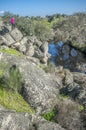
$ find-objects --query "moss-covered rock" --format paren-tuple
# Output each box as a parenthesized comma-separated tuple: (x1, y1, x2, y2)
(0, 48, 23, 57)
(0, 87, 35, 113)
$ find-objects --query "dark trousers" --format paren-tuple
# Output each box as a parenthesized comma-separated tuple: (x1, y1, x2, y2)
(12, 23, 15, 30)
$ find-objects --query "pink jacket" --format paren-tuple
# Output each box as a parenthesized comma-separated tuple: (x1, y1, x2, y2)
(10, 17, 15, 24)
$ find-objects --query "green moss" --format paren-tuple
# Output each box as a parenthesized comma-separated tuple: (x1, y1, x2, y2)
(0, 87, 35, 113)
(0, 48, 23, 57)
(43, 108, 56, 121)
(39, 64, 45, 69)
(59, 94, 69, 99)
(78, 105, 84, 111)
(72, 42, 78, 47)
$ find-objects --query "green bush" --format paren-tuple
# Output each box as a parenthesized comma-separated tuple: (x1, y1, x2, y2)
(43, 108, 56, 121)
(1, 65, 23, 92)
(79, 105, 84, 111)
(2, 12, 52, 40)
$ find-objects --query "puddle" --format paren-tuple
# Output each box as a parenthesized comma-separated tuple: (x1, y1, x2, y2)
(48, 42, 86, 73)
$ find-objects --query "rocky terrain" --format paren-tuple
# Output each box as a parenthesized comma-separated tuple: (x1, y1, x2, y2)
(53, 13, 86, 53)
(0, 14, 86, 130)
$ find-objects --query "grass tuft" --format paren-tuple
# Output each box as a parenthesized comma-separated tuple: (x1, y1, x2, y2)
(0, 87, 35, 113)
(0, 48, 23, 57)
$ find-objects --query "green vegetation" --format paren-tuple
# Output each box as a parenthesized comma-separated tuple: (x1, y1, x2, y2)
(0, 62, 23, 92)
(0, 62, 10, 77)
(58, 94, 69, 99)
(0, 48, 23, 57)
(3, 65, 23, 92)
(0, 62, 35, 113)
(43, 108, 56, 121)
(0, 87, 34, 113)
(2, 12, 52, 41)
(78, 105, 84, 111)
(2, 12, 66, 41)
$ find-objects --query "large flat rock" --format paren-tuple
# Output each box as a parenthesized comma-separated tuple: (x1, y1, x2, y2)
(1, 53, 59, 113)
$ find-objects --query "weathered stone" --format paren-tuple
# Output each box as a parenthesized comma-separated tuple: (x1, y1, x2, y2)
(18, 44, 26, 53)
(10, 28, 23, 41)
(26, 56, 40, 65)
(53, 14, 86, 52)
(0, 34, 15, 46)
(3, 33, 15, 46)
(12, 42, 20, 48)
(0, 105, 65, 130)
(72, 72, 86, 104)
(20, 37, 28, 45)
(26, 43, 34, 56)
(1, 53, 59, 113)
(64, 69, 74, 86)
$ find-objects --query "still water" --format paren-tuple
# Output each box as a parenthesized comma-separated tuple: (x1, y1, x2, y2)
(48, 42, 86, 73)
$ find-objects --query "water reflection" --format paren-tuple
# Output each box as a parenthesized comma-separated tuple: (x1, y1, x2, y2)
(71, 48, 78, 57)
(48, 42, 86, 73)
(49, 44, 59, 56)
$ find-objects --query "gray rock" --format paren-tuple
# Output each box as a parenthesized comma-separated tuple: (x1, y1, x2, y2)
(72, 72, 86, 104)
(18, 44, 26, 53)
(0, 105, 65, 130)
(26, 43, 34, 56)
(40, 42, 49, 64)
(40, 42, 48, 53)
(72, 72, 86, 86)
(34, 39, 43, 47)
(34, 49, 45, 62)
(12, 42, 20, 48)
(0, 34, 15, 46)
(28, 36, 37, 43)
(26, 56, 40, 65)
(1, 33, 15, 46)
(10, 28, 23, 41)
(20, 37, 28, 45)
(60, 70, 86, 104)
(64, 69, 74, 86)
(1, 54, 59, 113)
(36, 121, 65, 130)
(53, 14, 86, 52)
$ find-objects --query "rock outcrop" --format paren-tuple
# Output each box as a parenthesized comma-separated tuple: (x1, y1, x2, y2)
(53, 13, 86, 53)
(0, 105, 65, 130)
(1, 53, 59, 113)
(0, 20, 86, 130)
(60, 69, 86, 105)
(0, 27, 50, 64)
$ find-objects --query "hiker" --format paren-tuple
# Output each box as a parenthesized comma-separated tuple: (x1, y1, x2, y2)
(10, 17, 15, 30)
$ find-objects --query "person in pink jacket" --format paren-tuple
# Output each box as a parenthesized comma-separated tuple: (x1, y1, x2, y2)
(10, 17, 15, 30)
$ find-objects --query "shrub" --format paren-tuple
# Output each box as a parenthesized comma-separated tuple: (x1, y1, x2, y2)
(55, 98, 83, 130)
(79, 105, 84, 111)
(43, 108, 56, 121)
(1, 65, 23, 92)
